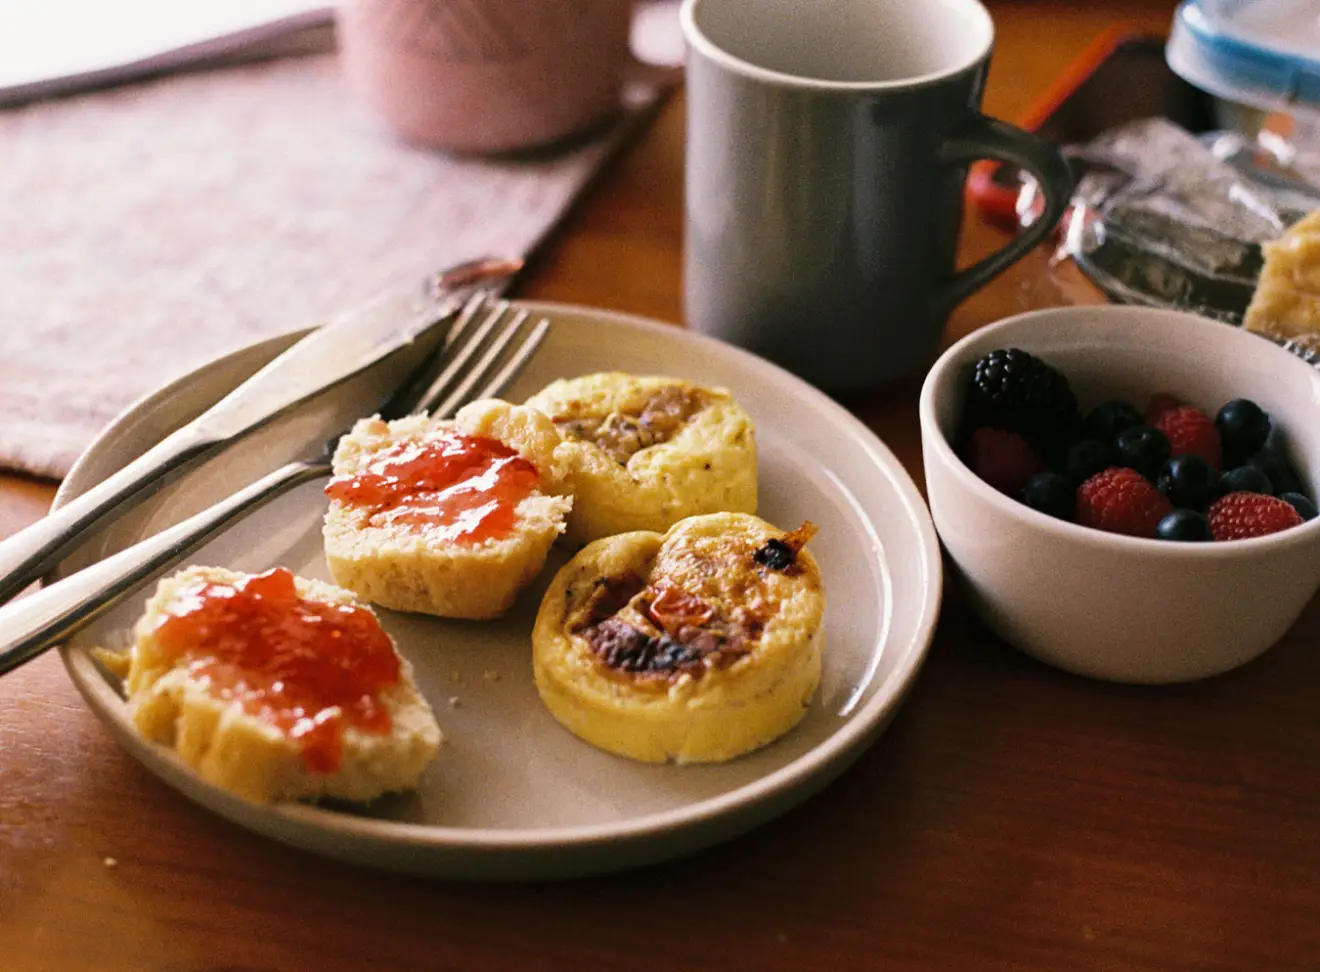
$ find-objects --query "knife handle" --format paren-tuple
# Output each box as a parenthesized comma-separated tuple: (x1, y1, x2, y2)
(0, 457, 328, 676)
(0, 423, 221, 606)
(0, 260, 522, 609)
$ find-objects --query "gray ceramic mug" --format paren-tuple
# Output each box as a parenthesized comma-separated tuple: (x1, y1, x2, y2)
(681, 0, 1073, 391)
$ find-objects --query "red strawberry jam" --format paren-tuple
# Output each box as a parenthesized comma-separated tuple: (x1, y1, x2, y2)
(152, 568, 400, 774)
(325, 429, 538, 542)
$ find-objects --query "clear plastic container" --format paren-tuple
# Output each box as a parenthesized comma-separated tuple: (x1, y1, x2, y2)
(1166, 0, 1320, 151)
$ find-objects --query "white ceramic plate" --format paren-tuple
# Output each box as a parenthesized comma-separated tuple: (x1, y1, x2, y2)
(56, 301, 941, 880)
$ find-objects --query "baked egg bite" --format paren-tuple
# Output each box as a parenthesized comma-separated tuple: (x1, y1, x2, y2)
(97, 565, 441, 805)
(531, 512, 824, 764)
(523, 373, 757, 546)
(322, 399, 572, 619)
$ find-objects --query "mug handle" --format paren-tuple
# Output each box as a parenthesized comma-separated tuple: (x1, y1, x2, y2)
(623, 55, 684, 90)
(935, 114, 1074, 315)
(623, 0, 685, 90)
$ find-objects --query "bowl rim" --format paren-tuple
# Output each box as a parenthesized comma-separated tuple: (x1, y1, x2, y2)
(919, 305, 1320, 559)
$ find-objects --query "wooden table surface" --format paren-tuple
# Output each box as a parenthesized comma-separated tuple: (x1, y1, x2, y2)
(5, 2, 1318, 970)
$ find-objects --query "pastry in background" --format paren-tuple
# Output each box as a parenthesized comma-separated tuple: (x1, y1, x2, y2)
(99, 565, 441, 805)
(523, 373, 757, 547)
(1245, 209, 1320, 350)
(532, 512, 824, 764)
(323, 400, 572, 619)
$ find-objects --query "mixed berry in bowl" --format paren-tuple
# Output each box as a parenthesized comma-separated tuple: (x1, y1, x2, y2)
(959, 348, 1317, 542)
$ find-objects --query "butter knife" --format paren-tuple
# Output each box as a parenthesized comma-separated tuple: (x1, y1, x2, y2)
(0, 256, 522, 606)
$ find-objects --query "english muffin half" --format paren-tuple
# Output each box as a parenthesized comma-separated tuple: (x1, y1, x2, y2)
(98, 565, 441, 805)
(523, 373, 757, 546)
(322, 399, 572, 619)
(532, 512, 824, 763)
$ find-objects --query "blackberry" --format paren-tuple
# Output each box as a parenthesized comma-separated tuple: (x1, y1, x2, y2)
(966, 348, 1079, 453)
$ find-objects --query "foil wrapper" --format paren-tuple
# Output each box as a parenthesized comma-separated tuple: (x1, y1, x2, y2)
(1028, 116, 1320, 369)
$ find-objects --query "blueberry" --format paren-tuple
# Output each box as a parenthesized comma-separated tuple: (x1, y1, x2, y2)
(1061, 438, 1112, 484)
(1219, 464, 1273, 496)
(1021, 471, 1075, 520)
(1246, 427, 1303, 494)
(1082, 399, 1143, 443)
(1242, 455, 1298, 495)
(1155, 509, 1213, 542)
(1215, 399, 1271, 462)
(1114, 425, 1171, 481)
(1282, 492, 1319, 521)
(1156, 454, 1217, 510)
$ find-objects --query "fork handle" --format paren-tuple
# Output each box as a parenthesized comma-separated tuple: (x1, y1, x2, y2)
(0, 424, 220, 607)
(0, 458, 330, 677)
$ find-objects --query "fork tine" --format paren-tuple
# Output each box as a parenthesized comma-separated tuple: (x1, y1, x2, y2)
(442, 290, 494, 350)
(427, 307, 541, 418)
(379, 297, 548, 423)
(388, 298, 518, 418)
(371, 291, 492, 418)
(470, 316, 551, 404)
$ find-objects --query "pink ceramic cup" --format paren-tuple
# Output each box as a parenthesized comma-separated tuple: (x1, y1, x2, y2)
(338, 0, 642, 153)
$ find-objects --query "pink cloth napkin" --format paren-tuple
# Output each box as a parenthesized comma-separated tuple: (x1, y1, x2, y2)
(0, 9, 680, 479)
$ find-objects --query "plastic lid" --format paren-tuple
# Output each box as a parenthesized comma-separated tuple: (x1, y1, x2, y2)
(1167, 0, 1320, 114)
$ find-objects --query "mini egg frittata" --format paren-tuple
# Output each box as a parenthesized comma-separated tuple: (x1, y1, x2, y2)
(523, 373, 757, 546)
(531, 512, 825, 764)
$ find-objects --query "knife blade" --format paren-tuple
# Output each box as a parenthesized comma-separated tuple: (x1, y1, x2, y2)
(0, 255, 523, 606)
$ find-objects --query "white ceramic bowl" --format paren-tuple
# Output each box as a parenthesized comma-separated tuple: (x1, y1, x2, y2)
(920, 305, 1320, 684)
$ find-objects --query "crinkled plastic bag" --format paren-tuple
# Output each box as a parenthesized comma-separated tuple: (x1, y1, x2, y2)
(1018, 116, 1320, 369)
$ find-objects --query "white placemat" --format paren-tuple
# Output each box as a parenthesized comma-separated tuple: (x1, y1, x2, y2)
(0, 46, 671, 480)
(0, 0, 333, 105)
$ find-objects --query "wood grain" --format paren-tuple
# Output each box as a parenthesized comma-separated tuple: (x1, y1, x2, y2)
(4, 2, 1319, 970)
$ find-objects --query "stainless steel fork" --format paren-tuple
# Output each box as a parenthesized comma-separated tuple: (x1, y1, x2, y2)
(0, 298, 550, 676)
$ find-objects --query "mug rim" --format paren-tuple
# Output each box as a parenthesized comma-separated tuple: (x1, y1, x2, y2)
(679, 0, 995, 92)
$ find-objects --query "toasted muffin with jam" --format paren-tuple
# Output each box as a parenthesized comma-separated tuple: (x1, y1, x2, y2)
(322, 399, 572, 619)
(531, 512, 824, 764)
(523, 373, 757, 546)
(97, 565, 441, 805)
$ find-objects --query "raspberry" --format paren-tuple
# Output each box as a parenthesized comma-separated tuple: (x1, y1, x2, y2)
(1076, 467, 1174, 538)
(1151, 405, 1222, 471)
(1207, 492, 1303, 541)
(966, 349, 1079, 453)
(1144, 392, 1183, 425)
(966, 427, 1046, 495)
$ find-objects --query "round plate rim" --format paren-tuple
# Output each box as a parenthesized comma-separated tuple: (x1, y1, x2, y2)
(56, 300, 942, 860)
